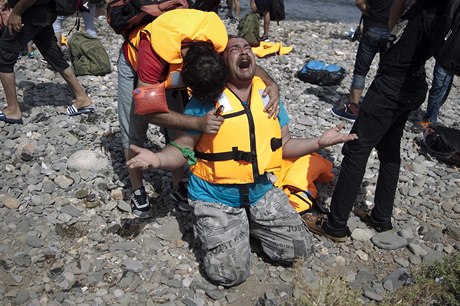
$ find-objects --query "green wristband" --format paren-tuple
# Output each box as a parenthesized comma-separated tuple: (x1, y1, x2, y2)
(168, 141, 197, 166)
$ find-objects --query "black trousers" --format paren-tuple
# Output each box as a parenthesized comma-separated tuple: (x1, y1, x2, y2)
(0, 23, 68, 73)
(329, 73, 428, 229)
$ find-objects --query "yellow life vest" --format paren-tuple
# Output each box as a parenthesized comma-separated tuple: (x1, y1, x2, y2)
(125, 9, 227, 83)
(274, 153, 334, 214)
(191, 77, 283, 184)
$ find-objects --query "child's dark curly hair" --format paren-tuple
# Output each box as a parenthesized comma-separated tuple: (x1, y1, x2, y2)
(182, 42, 227, 102)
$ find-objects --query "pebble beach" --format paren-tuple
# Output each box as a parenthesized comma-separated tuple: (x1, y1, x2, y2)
(0, 12, 459, 306)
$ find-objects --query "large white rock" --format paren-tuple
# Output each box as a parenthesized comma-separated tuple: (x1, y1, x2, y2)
(67, 150, 109, 172)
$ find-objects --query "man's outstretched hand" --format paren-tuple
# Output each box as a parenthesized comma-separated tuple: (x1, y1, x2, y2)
(127, 145, 160, 170)
(318, 124, 358, 149)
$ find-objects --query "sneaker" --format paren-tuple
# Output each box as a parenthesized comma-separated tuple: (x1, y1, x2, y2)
(354, 207, 393, 232)
(331, 104, 358, 122)
(259, 35, 270, 42)
(302, 214, 349, 242)
(170, 182, 191, 212)
(411, 120, 431, 133)
(28, 51, 35, 59)
(131, 186, 153, 218)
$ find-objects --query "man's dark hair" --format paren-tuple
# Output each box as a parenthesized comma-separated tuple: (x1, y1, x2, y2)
(182, 42, 227, 102)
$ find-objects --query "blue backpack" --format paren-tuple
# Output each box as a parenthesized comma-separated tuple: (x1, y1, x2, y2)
(297, 60, 346, 86)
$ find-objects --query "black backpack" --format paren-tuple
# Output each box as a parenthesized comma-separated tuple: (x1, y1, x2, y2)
(106, 0, 190, 37)
(423, 124, 460, 166)
(430, 0, 460, 75)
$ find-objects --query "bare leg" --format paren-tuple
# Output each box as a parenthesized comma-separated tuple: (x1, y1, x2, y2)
(349, 88, 363, 105)
(234, 0, 240, 19)
(0, 72, 22, 120)
(227, 0, 233, 17)
(263, 11, 270, 38)
(59, 67, 93, 109)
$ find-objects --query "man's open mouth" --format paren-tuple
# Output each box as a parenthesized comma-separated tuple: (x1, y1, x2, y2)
(238, 57, 251, 69)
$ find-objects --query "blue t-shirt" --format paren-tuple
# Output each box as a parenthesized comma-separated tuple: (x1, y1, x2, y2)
(183, 96, 289, 207)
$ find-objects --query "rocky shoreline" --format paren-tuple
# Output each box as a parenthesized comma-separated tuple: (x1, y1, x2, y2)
(0, 15, 459, 305)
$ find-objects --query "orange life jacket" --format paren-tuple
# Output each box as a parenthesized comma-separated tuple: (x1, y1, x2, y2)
(125, 9, 227, 87)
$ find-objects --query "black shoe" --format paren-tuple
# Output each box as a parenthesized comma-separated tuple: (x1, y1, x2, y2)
(170, 182, 190, 212)
(354, 207, 393, 232)
(302, 214, 349, 242)
(131, 186, 153, 218)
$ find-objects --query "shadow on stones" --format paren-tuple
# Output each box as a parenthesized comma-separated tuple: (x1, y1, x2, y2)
(55, 223, 88, 239)
(21, 82, 74, 113)
(303, 86, 343, 106)
(114, 218, 148, 239)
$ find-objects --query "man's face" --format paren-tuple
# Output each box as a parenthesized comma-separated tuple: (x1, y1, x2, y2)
(223, 38, 256, 83)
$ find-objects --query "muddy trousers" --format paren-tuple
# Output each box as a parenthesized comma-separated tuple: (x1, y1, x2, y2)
(191, 187, 312, 287)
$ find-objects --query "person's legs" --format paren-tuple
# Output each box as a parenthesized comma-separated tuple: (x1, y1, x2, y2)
(52, 15, 67, 47)
(372, 110, 410, 224)
(227, 0, 233, 17)
(424, 62, 454, 123)
(191, 199, 250, 286)
(33, 24, 92, 109)
(234, 0, 240, 20)
(250, 187, 312, 262)
(81, 4, 97, 37)
(0, 71, 21, 119)
(332, 27, 390, 122)
(26, 41, 34, 58)
(59, 68, 93, 109)
(164, 90, 190, 209)
(262, 10, 270, 38)
(312, 82, 399, 237)
(349, 27, 391, 105)
(117, 50, 151, 218)
(0, 24, 43, 120)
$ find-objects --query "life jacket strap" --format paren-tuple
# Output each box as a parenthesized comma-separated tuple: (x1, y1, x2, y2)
(195, 147, 256, 163)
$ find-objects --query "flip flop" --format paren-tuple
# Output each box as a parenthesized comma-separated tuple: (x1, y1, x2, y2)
(63, 105, 95, 116)
(0, 111, 23, 124)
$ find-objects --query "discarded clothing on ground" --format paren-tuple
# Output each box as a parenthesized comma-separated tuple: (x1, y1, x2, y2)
(251, 41, 293, 58)
(274, 153, 334, 214)
(423, 124, 460, 166)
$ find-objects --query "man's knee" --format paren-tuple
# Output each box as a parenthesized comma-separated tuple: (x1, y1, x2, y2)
(202, 253, 250, 287)
(0, 47, 18, 73)
(265, 230, 313, 264)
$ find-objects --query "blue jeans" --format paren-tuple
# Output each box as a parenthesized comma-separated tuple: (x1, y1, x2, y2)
(351, 27, 391, 90)
(117, 50, 149, 149)
(424, 62, 454, 123)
